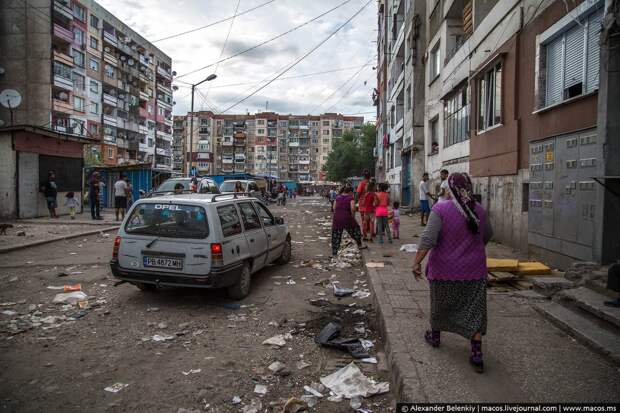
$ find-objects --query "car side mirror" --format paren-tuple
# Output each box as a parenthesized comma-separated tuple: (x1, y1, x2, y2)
(275, 217, 284, 225)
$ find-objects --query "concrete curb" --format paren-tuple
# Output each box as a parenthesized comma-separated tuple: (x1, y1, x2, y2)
(363, 260, 423, 402)
(0, 226, 120, 254)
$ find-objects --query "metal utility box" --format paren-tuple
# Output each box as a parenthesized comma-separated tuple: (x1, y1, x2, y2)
(528, 128, 601, 263)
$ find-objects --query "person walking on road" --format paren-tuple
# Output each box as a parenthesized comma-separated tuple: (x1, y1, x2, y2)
(356, 169, 371, 235)
(64, 192, 80, 219)
(114, 175, 129, 221)
(411, 172, 493, 373)
(89, 172, 102, 220)
(419, 172, 433, 226)
(329, 187, 338, 212)
(331, 185, 367, 258)
(437, 169, 450, 202)
(375, 182, 392, 244)
(361, 180, 377, 242)
(390, 201, 400, 239)
(41, 171, 59, 218)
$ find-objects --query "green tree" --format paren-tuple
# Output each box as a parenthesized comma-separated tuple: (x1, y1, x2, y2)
(323, 123, 376, 182)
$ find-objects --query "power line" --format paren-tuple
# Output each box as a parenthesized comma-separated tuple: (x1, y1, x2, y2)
(218, 0, 373, 114)
(324, 76, 372, 113)
(175, 0, 353, 80)
(308, 60, 372, 114)
(174, 63, 372, 90)
(152, 0, 276, 43)
(203, 0, 241, 102)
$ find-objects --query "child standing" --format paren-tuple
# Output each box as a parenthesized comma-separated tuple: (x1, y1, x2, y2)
(362, 180, 377, 242)
(64, 192, 80, 219)
(391, 201, 401, 239)
(375, 183, 392, 244)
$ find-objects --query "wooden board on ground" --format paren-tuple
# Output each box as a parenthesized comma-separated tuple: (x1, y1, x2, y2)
(509, 279, 534, 290)
(487, 258, 519, 272)
(515, 261, 551, 276)
(488, 271, 518, 282)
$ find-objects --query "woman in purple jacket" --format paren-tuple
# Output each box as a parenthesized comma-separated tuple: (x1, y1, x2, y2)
(331, 185, 367, 257)
(411, 172, 493, 373)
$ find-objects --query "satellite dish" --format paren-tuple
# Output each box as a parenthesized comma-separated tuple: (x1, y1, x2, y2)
(128, 59, 134, 66)
(0, 89, 22, 109)
(172, 71, 177, 76)
(58, 91, 68, 100)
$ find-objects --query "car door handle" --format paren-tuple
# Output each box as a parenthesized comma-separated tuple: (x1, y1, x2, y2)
(250, 239, 255, 243)
(236, 246, 240, 254)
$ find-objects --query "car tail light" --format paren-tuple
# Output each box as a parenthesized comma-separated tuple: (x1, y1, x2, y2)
(112, 236, 121, 259)
(211, 243, 223, 264)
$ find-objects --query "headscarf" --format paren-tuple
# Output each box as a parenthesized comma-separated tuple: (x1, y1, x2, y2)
(447, 172, 479, 233)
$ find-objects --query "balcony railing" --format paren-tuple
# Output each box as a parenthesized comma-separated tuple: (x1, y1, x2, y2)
(103, 31, 118, 46)
(103, 93, 117, 106)
(52, 99, 73, 113)
(53, 23, 73, 43)
(138, 107, 149, 118)
(139, 91, 149, 101)
(53, 0, 73, 20)
(103, 115, 117, 126)
(53, 50, 73, 67)
(156, 66, 172, 79)
(53, 74, 73, 90)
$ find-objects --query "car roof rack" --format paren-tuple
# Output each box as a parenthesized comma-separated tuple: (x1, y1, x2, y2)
(211, 193, 254, 203)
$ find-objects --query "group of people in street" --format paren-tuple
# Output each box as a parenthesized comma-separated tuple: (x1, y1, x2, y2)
(329, 167, 493, 373)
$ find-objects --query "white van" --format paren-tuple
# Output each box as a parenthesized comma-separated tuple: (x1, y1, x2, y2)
(110, 194, 291, 299)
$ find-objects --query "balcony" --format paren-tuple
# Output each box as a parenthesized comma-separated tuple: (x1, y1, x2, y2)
(103, 115, 117, 126)
(222, 137, 233, 147)
(157, 99, 172, 111)
(156, 66, 172, 79)
(53, 0, 73, 20)
(53, 50, 73, 67)
(299, 159, 310, 165)
(139, 142, 154, 153)
(103, 93, 117, 106)
(234, 154, 246, 163)
(139, 54, 150, 66)
(139, 91, 149, 101)
(53, 23, 73, 44)
(157, 131, 173, 142)
(52, 99, 73, 113)
(288, 141, 299, 147)
(53, 75, 73, 91)
(117, 138, 129, 149)
(103, 52, 118, 67)
(156, 163, 172, 171)
(222, 157, 234, 164)
(139, 107, 149, 118)
(157, 82, 172, 93)
(234, 138, 246, 147)
(103, 31, 118, 46)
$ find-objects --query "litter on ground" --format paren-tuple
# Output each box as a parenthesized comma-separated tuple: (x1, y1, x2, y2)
(320, 362, 389, 399)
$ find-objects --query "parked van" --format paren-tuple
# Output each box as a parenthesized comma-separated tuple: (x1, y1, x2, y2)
(110, 193, 291, 299)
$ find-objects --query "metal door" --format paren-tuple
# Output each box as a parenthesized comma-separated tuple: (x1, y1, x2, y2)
(576, 131, 599, 247)
(401, 153, 411, 207)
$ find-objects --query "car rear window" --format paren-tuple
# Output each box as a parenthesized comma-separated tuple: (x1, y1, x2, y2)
(125, 203, 209, 238)
(238, 202, 262, 231)
(156, 180, 190, 192)
(220, 181, 245, 192)
(217, 205, 242, 237)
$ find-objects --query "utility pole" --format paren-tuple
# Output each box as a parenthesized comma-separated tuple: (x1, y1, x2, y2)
(187, 74, 217, 176)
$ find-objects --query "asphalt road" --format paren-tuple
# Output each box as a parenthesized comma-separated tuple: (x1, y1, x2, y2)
(0, 197, 393, 412)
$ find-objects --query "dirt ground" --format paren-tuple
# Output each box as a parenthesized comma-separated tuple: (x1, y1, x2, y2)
(0, 197, 394, 412)
(0, 223, 101, 247)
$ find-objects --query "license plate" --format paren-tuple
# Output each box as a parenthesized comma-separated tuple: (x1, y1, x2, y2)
(143, 256, 183, 269)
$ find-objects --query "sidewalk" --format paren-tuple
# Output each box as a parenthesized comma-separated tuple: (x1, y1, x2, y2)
(0, 212, 119, 254)
(361, 214, 620, 402)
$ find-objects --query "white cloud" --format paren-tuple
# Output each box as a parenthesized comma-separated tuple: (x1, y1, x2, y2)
(97, 0, 377, 119)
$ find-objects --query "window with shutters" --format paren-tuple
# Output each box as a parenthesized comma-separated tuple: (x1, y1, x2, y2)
(539, 4, 603, 108)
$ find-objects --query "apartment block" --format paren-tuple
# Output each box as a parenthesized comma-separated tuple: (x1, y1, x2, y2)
(375, 0, 619, 267)
(0, 0, 174, 171)
(177, 112, 363, 181)
(375, 0, 426, 206)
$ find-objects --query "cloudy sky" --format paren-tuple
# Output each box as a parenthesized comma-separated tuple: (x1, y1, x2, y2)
(98, 0, 378, 120)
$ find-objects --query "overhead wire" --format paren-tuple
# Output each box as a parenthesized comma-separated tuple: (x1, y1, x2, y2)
(218, 0, 373, 114)
(202, 0, 241, 103)
(175, 0, 353, 80)
(152, 0, 276, 43)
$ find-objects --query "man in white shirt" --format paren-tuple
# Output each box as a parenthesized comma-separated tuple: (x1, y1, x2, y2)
(113, 175, 129, 221)
(437, 169, 450, 202)
(419, 173, 432, 226)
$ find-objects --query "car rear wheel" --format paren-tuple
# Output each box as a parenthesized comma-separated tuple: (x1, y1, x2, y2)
(135, 282, 157, 292)
(276, 237, 292, 265)
(227, 263, 251, 300)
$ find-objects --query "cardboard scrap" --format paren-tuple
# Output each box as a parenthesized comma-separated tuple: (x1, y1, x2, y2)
(365, 262, 384, 268)
(515, 261, 551, 275)
(486, 258, 519, 272)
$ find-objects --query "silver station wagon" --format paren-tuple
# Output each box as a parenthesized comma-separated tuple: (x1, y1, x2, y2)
(110, 194, 292, 299)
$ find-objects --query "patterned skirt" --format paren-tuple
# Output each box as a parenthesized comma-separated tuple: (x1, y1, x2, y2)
(429, 279, 487, 339)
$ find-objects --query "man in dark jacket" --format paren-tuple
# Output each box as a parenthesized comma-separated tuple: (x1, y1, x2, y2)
(89, 172, 103, 220)
(41, 171, 58, 218)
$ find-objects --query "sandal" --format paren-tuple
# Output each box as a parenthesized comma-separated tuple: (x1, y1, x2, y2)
(470, 339, 484, 373)
(424, 330, 440, 348)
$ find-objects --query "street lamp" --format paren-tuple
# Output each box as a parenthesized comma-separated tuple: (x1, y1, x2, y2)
(187, 74, 217, 176)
